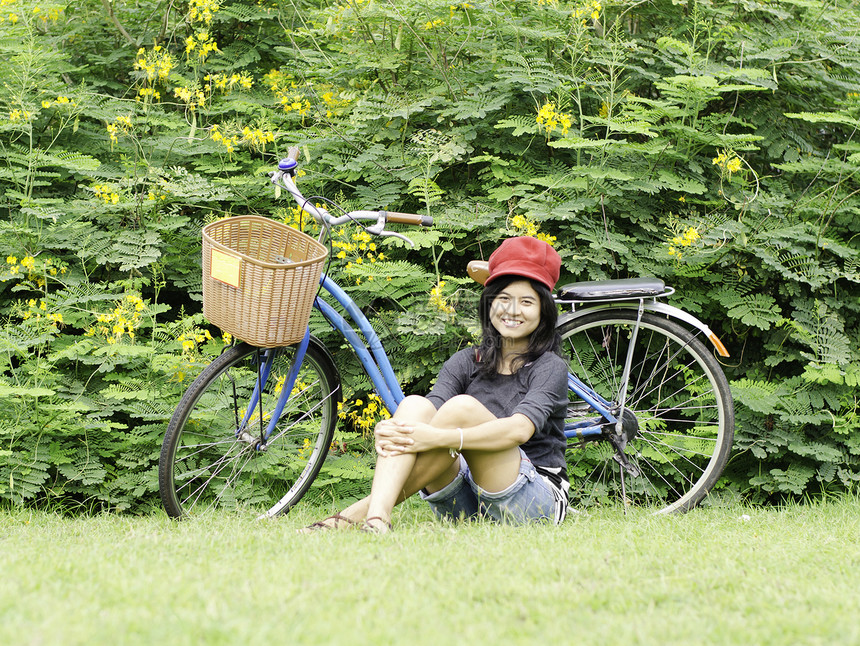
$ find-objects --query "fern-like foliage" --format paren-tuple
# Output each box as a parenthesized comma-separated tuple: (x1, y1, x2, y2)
(714, 288, 782, 331)
(3, 0, 860, 511)
(500, 53, 567, 94)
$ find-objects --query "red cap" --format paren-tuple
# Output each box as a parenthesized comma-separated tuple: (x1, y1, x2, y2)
(485, 236, 561, 291)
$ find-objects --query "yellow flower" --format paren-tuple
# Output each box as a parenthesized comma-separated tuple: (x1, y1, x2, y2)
(134, 46, 175, 83)
(174, 85, 207, 110)
(535, 102, 572, 136)
(86, 293, 147, 343)
(668, 226, 701, 260)
(573, 0, 602, 24)
(510, 213, 554, 245)
(190, 30, 219, 61)
(430, 281, 456, 315)
(712, 150, 744, 175)
(189, 0, 220, 24)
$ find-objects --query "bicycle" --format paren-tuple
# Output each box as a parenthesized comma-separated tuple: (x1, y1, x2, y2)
(158, 147, 735, 519)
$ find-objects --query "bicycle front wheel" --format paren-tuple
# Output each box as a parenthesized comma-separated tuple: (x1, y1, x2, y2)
(560, 310, 734, 514)
(159, 340, 340, 518)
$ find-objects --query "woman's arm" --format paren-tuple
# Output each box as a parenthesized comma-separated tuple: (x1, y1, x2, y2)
(375, 411, 535, 458)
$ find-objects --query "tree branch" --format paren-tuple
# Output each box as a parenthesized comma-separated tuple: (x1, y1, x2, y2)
(100, 0, 136, 46)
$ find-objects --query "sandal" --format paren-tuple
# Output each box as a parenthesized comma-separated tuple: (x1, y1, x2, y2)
(360, 516, 393, 534)
(299, 512, 358, 533)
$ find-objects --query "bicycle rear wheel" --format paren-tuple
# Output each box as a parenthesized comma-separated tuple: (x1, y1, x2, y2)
(559, 310, 734, 514)
(159, 339, 340, 518)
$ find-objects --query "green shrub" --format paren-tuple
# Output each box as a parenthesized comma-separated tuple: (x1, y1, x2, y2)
(1, 0, 859, 511)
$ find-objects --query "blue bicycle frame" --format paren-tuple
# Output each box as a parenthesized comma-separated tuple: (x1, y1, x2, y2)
(162, 148, 734, 520)
(245, 268, 618, 447)
(240, 272, 403, 447)
(251, 151, 621, 447)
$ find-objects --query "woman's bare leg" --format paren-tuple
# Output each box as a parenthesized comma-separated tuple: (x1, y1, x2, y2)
(362, 395, 522, 531)
(306, 395, 440, 529)
(303, 395, 523, 532)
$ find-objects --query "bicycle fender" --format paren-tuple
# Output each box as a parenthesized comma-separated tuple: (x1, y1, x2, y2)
(557, 303, 730, 357)
(306, 334, 342, 391)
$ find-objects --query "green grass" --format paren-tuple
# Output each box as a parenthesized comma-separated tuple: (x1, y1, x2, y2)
(2, 498, 860, 646)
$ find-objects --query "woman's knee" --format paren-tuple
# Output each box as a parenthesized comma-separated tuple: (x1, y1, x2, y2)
(433, 395, 495, 426)
(394, 395, 437, 420)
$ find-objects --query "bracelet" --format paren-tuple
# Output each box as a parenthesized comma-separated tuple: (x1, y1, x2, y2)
(449, 427, 464, 458)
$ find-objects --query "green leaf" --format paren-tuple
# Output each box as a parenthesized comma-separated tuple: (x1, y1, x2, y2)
(784, 112, 860, 127)
(494, 116, 539, 137)
(0, 386, 56, 398)
(52, 151, 102, 172)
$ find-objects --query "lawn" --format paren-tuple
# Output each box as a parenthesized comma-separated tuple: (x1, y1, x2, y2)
(2, 498, 859, 646)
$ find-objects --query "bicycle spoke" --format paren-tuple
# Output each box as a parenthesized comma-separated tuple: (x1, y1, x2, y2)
(560, 311, 734, 514)
(635, 433, 712, 472)
(178, 442, 250, 504)
(160, 342, 340, 517)
(172, 437, 240, 464)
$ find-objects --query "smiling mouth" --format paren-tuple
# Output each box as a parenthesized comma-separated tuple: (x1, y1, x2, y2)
(501, 318, 523, 328)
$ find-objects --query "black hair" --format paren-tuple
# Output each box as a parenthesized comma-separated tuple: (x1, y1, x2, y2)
(476, 274, 560, 378)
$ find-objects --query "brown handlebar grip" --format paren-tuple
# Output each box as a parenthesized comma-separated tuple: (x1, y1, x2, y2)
(386, 212, 433, 226)
(287, 146, 300, 161)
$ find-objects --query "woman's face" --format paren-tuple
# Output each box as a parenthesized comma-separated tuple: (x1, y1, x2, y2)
(489, 279, 541, 343)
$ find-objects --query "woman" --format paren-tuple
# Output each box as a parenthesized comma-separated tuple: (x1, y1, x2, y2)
(302, 236, 570, 533)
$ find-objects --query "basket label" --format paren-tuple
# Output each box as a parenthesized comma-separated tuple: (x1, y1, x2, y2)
(210, 248, 242, 287)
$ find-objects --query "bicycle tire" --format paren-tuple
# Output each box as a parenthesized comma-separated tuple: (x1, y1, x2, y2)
(159, 339, 340, 518)
(559, 310, 734, 514)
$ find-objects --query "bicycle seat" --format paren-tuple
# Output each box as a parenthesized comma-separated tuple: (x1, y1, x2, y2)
(558, 277, 666, 301)
(467, 260, 490, 285)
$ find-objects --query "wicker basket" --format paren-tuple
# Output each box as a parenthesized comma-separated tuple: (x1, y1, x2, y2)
(202, 216, 328, 348)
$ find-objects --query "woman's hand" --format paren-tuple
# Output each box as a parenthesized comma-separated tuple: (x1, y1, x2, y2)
(374, 419, 414, 457)
(374, 420, 442, 457)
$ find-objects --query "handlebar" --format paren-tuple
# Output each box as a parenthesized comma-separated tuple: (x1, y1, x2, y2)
(385, 211, 434, 226)
(270, 148, 432, 247)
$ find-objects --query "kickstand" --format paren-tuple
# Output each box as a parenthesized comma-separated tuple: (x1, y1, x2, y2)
(619, 463, 628, 516)
(609, 433, 639, 516)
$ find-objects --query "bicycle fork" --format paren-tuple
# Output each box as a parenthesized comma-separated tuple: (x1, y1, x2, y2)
(237, 328, 312, 450)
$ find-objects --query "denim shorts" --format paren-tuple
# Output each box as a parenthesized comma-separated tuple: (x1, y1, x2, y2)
(419, 449, 561, 525)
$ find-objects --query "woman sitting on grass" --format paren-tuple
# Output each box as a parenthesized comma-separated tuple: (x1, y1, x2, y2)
(302, 236, 570, 533)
